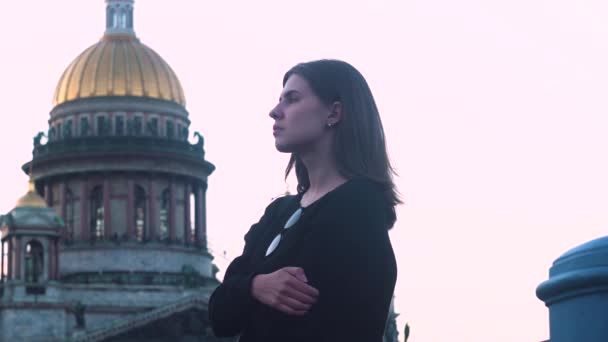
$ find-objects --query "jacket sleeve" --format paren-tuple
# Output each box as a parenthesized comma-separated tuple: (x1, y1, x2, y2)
(310, 184, 397, 342)
(208, 198, 283, 337)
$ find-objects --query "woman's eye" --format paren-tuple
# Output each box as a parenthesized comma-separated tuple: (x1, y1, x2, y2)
(279, 94, 299, 105)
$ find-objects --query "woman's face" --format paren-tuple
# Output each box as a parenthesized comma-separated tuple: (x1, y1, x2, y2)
(270, 74, 332, 153)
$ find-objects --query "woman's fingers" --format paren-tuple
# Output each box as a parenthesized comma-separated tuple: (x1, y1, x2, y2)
(287, 276, 320, 299)
(282, 267, 320, 298)
(276, 303, 308, 316)
(280, 295, 312, 312)
(282, 281, 318, 305)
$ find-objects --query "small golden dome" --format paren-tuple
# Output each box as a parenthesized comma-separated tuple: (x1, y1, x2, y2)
(15, 180, 47, 208)
(52, 35, 186, 107)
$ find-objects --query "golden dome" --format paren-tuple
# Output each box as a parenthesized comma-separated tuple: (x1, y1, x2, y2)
(15, 180, 47, 209)
(52, 35, 186, 107)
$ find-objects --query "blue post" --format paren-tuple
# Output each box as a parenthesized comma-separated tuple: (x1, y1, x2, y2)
(537, 236, 608, 342)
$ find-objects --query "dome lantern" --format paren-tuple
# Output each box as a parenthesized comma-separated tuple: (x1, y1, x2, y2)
(105, 0, 135, 38)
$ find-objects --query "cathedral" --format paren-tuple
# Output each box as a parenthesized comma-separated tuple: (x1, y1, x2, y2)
(0, 1, 223, 340)
(0, 1, 399, 341)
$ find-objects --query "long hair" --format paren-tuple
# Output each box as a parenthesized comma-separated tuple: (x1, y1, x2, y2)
(283, 59, 402, 229)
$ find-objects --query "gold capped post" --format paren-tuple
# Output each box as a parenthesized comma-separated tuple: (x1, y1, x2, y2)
(14, 164, 47, 208)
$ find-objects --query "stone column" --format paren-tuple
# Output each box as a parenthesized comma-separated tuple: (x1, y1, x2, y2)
(184, 183, 191, 244)
(80, 181, 89, 241)
(195, 184, 207, 247)
(59, 182, 66, 220)
(7, 239, 12, 279)
(169, 179, 176, 241)
(44, 183, 51, 207)
(14, 237, 21, 281)
(148, 177, 157, 240)
(103, 179, 112, 238)
(59, 182, 67, 239)
(194, 185, 200, 244)
(48, 239, 55, 281)
(1, 240, 4, 281)
(127, 178, 135, 238)
(203, 184, 208, 248)
(54, 239, 59, 280)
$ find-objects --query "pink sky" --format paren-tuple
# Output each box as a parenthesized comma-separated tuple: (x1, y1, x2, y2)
(2, 1, 608, 341)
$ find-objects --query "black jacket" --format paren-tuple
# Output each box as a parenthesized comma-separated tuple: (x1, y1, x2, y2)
(208, 178, 397, 341)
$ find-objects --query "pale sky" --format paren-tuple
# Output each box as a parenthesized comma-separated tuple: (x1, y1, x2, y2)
(2, 1, 608, 341)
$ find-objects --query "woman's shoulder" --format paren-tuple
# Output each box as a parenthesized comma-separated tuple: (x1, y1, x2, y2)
(325, 178, 393, 234)
(324, 177, 389, 220)
(334, 177, 386, 203)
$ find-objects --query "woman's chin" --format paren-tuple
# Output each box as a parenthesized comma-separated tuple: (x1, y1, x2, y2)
(274, 140, 295, 153)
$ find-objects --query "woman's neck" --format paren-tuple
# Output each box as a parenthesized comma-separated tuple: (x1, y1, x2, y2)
(299, 147, 348, 203)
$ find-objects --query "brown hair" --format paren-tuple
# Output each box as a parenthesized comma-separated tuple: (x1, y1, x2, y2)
(283, 59, 402, 229)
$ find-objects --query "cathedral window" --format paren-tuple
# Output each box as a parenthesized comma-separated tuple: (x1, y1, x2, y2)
(147, 118, 159, 136)
(80, 117, 90, 136)
(113, 9, 119, 29)
(135, 186, 147, 242)
(64, 119, 73, 138)
(65, 189, 75, 240)
(120, 8, 127, 28)
(107, 7, 116, 28)
(25, 241, 44, 283)
(160, 189, 170, 240)
(116, 116, 125, 136)
(90, 186, 104, 240)
(1, 241, 7, 281)
(97, 116, 110, 136)
(127, 6, 134, 29)
(134, 117, 143, 135)
(166, 121, 175, 139)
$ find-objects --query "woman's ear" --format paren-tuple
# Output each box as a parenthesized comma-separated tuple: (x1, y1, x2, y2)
(327, 101, 343, 126)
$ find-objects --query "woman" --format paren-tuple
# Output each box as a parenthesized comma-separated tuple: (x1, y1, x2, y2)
(208, 59, 400, 341)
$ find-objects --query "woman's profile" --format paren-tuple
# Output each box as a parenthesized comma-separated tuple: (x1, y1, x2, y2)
(208, 59, 400, 341)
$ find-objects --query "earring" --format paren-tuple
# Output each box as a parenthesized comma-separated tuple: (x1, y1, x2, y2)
(327, 123, 333, 128)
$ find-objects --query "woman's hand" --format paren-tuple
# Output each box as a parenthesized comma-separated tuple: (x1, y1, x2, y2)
(251, 267, 320, 316)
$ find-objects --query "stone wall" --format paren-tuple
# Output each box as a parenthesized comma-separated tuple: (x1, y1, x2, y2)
(61, 285, 208, 307)
(0, 307, 66, 341)
(68, 312, 136, 332)
(60, 286, 213, 334)
(59, 247, 213, 277)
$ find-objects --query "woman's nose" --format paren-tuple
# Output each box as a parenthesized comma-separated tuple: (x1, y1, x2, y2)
(269, 105, 282, 120)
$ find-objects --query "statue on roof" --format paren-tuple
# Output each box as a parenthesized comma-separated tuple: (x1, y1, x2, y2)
(33, 132, 45, 147)
(193, 132, 204, 150)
